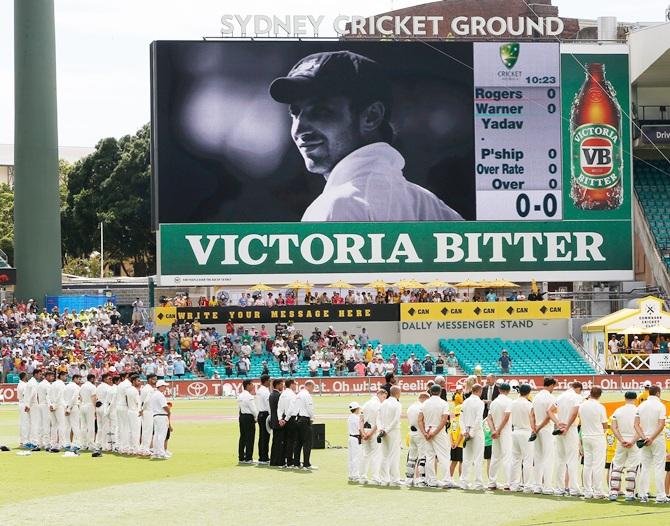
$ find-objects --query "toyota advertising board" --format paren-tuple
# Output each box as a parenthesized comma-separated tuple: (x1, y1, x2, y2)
(151, 40, 632, 285)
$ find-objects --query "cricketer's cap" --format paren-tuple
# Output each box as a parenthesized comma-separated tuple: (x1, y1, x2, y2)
(348, 402, 360, 410)
(156, 380, 168, 388)
(270, 51, 391, 107)
(643, 380, 652, 388)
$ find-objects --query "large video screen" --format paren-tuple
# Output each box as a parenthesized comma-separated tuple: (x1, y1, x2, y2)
(151, 41, 632, 285)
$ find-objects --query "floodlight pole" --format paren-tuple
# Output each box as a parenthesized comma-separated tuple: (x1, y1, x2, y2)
(14, 0, 62, 300)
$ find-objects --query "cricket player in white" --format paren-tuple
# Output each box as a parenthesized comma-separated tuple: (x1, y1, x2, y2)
(63, 374, 82, 450)
(359, 389, 387, 484)
(608, 391, 641, 501)
(420, 385, 454, 488)
(48, 371, 67, 451)
(531, 377, 558, 495)
(25, 370, 43, 449)
(139, 374, 157, 456)
(550, 382, 583, 496)
(17, 372, 30, 447)
(38, 371, 54, 449)
(78, 374, 97, 450)
(579, 386, 608, 499)
(405, 392, 429, 487)
(126, 375, 143, 455)
(347, 402, 363, 481)
(377, 386, 402, 486)
(634, 385, 667, 503)
(115, 373, 132, 454)
(509, 384, 536, 492)
(95, 374, 113, 451)
(107, 377, 118, 450)
(460, 384, 486, 490)
(487, 382, 513, 490)
(149, 380, 171, 459)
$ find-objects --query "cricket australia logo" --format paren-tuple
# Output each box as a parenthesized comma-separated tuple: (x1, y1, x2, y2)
(500, 43, 520, 69)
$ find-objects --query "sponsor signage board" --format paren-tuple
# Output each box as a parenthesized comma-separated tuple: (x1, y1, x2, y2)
(152, 41, 632, 285)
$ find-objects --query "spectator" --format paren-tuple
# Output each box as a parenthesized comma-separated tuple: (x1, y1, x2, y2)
(446, 352, 459, 375)
(401, 359, 411, 375)
(422, 355, 434, 373)
(497, 350, 512, 374)
(308, 355, 319, 377)
(435, 355, 445, 375)
(485, 290, 497, 302)
(354, 360, 366, 376)
(411, 359, 422, 375)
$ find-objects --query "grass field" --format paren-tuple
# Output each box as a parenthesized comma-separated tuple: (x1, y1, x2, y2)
(1, 393, 669, 526)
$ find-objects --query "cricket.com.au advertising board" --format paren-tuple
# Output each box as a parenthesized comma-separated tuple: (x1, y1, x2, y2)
(151, 40, 632, 286)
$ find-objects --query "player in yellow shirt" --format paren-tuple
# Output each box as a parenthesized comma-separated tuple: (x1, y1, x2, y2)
(637, 380, 651, 405)
(450, 404, 465, 483)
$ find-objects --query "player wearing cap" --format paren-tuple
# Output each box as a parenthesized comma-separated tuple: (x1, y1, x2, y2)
(459, 384, 486, 490)
(634, 385, 667, 503)
(420, 385, 454, 488)
(509, 384, 536, 492)
(269, 50, 463, 223)
(359, 388, 387, 484)
(149, 380, 171, 460)
(139, 374, 157, 456)
(550, 381, 583, 497)
(531, 377, 558, 495)
(609, 391, 640, 501)
(377, 385, 403, 486)
(63, 374, 82, 451)
(405, 392, 429, 487)
(347, 402, 363, 482)
(487, 382, 513, 490)
(579, 386, 608, 499)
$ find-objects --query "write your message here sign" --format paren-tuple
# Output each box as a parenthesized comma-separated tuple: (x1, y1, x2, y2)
(158, 221, 632, 285)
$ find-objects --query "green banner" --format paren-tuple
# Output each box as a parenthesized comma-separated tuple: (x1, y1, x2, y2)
(159, 220, 632, 284)
(561, 50, 631, 221)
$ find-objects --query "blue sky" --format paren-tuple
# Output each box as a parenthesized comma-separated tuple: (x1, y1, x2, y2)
(1, 0, 668, 147)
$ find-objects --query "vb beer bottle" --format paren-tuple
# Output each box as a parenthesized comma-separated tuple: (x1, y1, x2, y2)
(569, 63, 623, 210)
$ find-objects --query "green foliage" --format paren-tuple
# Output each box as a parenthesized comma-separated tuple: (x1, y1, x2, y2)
(0, 183, 14, 265)
(62, 124, 154, 275)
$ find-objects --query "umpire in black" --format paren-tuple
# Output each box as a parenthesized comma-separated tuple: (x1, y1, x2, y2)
(237, 379, 258, 464)
(269, 378, 285, 466)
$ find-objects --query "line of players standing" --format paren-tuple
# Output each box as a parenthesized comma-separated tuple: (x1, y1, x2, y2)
(237, 375, 317, 470)
(347, 378, 670, 503)
(14, 369, 172, 459)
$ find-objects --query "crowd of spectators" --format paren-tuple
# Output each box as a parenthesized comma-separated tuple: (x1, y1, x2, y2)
(0, 300, 192, 384)
(159, 287, 547, 308)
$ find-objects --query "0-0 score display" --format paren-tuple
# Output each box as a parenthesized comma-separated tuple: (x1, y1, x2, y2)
(473, 42, 563, 220)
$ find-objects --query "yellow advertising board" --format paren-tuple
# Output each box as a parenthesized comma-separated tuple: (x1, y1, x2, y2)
(400, 300, 571, 321)
(154, 306, 177, 326)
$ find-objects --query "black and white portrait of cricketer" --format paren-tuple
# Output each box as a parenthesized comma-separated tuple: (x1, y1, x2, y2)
(151, 41, 475, 225)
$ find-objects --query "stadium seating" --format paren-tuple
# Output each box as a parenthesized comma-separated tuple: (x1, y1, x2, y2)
(438, 338, 596, 376)
(635, 160, 670, 253)
(205, 342, 430, 378)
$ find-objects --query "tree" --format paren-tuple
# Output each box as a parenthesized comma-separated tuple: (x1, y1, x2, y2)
(0, 183, 14, 265)
(62, 124, 154, 275)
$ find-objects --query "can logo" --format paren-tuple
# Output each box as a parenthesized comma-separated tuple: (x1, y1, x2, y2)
(580, 136, 613, 177)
